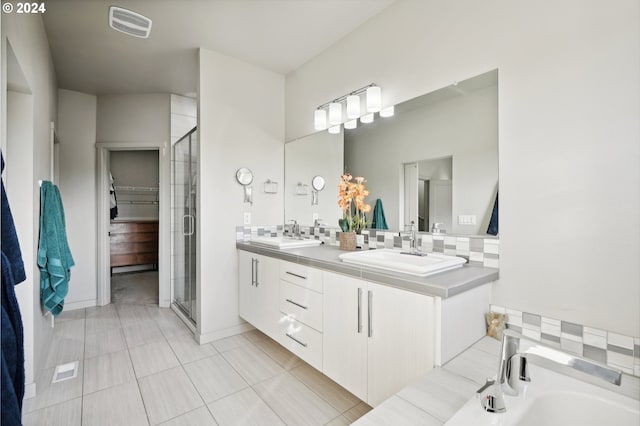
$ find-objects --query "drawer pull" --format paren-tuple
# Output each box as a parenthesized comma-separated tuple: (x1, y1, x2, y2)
(285, 271, 307, 280)
(285, 298, 308, 310)
(286, 333, 308, 347)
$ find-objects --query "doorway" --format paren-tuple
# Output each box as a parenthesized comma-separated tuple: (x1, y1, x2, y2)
(109, 150, 159, 305)
(96, 142, 170, 309)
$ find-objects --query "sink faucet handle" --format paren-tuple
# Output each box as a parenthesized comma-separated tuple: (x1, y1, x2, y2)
(477, 379, 507, 413)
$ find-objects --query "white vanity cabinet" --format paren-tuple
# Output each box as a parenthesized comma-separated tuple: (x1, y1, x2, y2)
(323, 271, 435, 406)
(276, 261, 324, 370)
(237, 251, 280, 337)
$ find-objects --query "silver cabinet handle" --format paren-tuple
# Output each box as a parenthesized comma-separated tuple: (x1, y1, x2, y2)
(256, 259, 260, 287)
(357, 288, 362, 333)
(251, 258, 256, 286)
(368, 290, 373, 338)
(285, 299, 308, 310)
(286, 333, 308, 347)
(285, 271, 307, 280)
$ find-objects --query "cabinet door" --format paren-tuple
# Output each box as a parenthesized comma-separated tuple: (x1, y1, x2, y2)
(323, 271, 368, 401)
(366, 282, 435, 406)
(238, 250, 257, 325)
(253, 254, 279, 337)
(238, 252, 279, 337)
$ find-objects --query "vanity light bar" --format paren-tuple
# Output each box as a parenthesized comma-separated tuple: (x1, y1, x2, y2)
(315, 83, 392, 133)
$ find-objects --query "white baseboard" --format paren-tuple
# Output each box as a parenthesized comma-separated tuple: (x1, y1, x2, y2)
(24, 382, 36, 399)
(63, 299, 97, 311)
(197, 323, 254, 345)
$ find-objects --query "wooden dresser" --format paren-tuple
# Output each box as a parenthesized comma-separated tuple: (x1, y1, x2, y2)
(110, 220, 158, 271)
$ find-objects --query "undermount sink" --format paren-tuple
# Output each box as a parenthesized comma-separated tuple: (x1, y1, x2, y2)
(339, 248, 466, 276)
(445, 363, 639, 426)
(250, 236, 323, 249)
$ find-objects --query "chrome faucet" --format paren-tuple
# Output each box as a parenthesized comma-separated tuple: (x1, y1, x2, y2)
(401, 221, 424, 256)
(288, 220, 301, 239)
(480, 329, 622, 413)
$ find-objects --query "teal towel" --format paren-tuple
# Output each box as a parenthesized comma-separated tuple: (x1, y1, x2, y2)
(37, 181, 74, 316)
(372, 198, 388, 230)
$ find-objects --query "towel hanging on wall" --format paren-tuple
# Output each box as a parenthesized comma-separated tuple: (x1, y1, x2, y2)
(38, 181, 75, 316)
(1, 154, 27, 424)
(372, 198, 389, 230)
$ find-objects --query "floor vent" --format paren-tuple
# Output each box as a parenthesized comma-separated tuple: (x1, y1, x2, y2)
(52, 361, 79, 384)
(108, 6, 152, 39)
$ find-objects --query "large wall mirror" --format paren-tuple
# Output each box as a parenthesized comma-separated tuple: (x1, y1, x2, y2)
(285, 69, 498, 236)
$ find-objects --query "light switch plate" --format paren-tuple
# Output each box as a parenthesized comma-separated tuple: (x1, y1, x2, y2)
(243, 212, 251, 225)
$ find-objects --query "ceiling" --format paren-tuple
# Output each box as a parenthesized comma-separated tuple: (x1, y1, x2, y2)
(42, 0, 395, 95)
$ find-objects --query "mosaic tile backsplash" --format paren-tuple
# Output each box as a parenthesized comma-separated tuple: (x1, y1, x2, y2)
(235, 224, 499, 268)
(491, 304, 640, 378)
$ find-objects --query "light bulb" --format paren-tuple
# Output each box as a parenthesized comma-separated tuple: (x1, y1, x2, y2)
(380, 105, 395, 118)
(346, 95, 360, 119)
(344, 119, 357, 130)
(329, 102, 342, 125)
(314, 109, 327, 130)
(366, 86, 381, 113)
(328, 125, 341, 134)
(360, 113, 374, 124)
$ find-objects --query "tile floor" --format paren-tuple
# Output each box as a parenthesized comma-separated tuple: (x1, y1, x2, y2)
(22, 272, 371, 425)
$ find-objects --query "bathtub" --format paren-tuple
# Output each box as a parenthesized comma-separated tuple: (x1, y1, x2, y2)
(445, 362, 639, 426)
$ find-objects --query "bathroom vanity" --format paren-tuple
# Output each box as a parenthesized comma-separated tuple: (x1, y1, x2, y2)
(237, 242, 498, 407)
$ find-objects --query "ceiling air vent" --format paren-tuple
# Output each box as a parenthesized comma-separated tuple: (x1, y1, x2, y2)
(109, 6, 152, 39)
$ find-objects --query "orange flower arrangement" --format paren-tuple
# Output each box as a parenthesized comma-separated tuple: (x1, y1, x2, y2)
(338, 173, 371, 232)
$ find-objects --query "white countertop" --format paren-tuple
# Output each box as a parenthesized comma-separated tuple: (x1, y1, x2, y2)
(236, 242, 498, 299)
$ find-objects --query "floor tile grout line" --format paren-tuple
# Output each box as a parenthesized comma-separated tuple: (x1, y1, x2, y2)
(121, 307, 154, 426)
(249, 338, 362, 416)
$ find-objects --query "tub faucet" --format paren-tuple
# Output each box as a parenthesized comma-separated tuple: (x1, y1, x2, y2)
(480, 329, 622, 413)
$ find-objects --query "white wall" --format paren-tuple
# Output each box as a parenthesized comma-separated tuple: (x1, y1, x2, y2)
(1, 13, 58, 396)
(345, 84, 498, 234)
(58, 89, 97, 309)
(286, 0, 640, 337)
(97, 94, 170, 143)
(198, 48, 284, 343)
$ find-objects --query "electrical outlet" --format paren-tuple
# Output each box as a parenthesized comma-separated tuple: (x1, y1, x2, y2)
(243, 212, 251, 225)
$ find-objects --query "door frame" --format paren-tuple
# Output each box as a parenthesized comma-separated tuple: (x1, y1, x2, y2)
(96, 141, 170, 307)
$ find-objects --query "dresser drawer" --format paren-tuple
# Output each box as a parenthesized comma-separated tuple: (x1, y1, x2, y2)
(277, 316, 322, 371)
(280, 261, 322, 293)
(279, 280, 323, 332)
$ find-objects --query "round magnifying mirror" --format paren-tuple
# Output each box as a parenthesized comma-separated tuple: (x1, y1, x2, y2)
(236, 168, 254, 186)
(311, 175, 325, 191)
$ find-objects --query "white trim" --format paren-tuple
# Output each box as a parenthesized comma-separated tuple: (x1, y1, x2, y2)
(63, 299, 97, 311)
(23, 382, 36, 399)
(196, 323, 254, 345)
(95, 141, 170, 308)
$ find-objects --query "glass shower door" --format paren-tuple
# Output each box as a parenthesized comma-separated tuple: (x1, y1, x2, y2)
(172, 127, 197, 323)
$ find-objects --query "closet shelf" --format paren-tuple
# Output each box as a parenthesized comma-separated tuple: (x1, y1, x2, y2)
(114, 186, 159, 192)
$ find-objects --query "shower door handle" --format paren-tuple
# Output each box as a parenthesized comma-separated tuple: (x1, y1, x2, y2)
(183, 215, 195, 236)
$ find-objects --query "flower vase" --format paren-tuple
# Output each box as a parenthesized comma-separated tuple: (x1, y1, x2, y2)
(339, 231, 357, 251)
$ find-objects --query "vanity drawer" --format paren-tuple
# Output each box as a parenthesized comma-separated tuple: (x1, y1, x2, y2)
(279, 280, 323, 332)
(278, 316, 323, 371)
(280, 261, 323, 293)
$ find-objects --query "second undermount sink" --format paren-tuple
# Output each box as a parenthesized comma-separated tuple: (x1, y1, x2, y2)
(339, 248, 466, 276)
(250, 236, 323, 249)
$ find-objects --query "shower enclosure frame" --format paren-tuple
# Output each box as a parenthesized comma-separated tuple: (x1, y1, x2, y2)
(171, 127, 198, 325)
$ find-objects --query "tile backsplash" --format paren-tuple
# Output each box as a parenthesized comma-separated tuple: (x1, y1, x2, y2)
(235, 225, 499, 269)
(491, 304, 640, 378)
